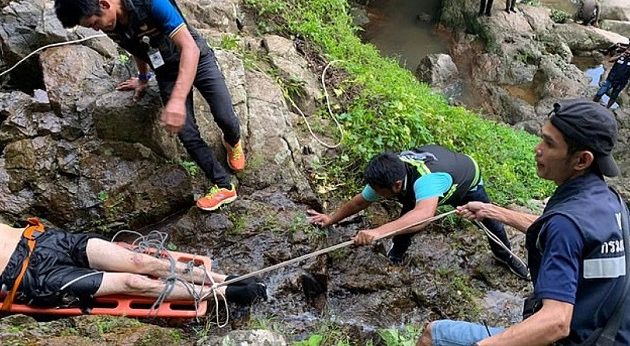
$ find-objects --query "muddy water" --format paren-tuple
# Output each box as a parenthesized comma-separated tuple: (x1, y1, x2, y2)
(362, 0, 448, 70)
(539, 0, 578, 13)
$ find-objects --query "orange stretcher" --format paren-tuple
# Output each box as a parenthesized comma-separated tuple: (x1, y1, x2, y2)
(0, 244, 213, 318)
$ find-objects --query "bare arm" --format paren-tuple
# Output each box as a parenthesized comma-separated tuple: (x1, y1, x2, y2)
(457, 202, 538, 233)
(134, 55, 150, 75)
(354, 197, 438, 245)
(478, 299, 572, 345)
(161, 26, 200, 133)
(307, 193, 371, 227)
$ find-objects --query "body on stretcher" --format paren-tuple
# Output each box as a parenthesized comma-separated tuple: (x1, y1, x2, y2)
(0, 244, 213, 318)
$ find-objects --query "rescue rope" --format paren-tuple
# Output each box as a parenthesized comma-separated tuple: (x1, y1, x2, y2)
(216, 209, 458, 288)
(0, 33, 107, 78)
(110, 230, 229, 327)
(472, 220, 529, 272)
(285, 60, 345, 149)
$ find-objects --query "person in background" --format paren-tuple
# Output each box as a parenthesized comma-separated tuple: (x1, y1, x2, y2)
(594, 46, 630, 108)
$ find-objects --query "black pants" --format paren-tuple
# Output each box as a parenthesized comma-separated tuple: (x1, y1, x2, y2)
(506, 0, 516, 11)
(392, 184, 512, 259)
(479, 0, 494, 15)
(157, 50, 240, 187)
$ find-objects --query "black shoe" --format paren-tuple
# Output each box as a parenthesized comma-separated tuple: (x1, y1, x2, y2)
(387, 243, 408, 265)
(225, 281, 268, 305)
(510, 7, 517, 13)
(485, 11, 492, 16)
(493, 254, 529, 280)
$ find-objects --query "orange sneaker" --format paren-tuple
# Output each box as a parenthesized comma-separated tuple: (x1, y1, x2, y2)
(196, 184, 237, 211)
(223, 139, 245, 172)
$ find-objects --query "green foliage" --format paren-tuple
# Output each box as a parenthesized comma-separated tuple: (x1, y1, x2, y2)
(295, 334, 324, 346)
(98, 191, 109, 203)
(550, 9, 570, 23)
(378, 325, 422, 346)
(118, 52, 130, 65)
(218, 34, 241, 51)
(243, 0, 553, 204)
(180, 160, 200, 177)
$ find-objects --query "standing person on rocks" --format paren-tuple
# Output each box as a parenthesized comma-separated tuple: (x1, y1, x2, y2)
(418, 99, 629, 346)
(306, 145, 529, 280)
(479, 0, 494, 17)
(594, 47, 630, 108)
(505, 0, 517, 13)
(54, 0, 245, 211)
(575, 0, 601, 27)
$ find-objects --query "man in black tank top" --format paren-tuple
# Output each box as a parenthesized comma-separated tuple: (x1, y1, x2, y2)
(307, 145, 529, 280)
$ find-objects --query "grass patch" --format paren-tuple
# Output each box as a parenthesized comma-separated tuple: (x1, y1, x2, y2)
(243, 0, 553, 205)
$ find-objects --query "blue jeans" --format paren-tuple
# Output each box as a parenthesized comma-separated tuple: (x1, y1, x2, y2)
(157, 50, 240, 187)
(595, 79, 626, 101)
(431, 320, 505, 345)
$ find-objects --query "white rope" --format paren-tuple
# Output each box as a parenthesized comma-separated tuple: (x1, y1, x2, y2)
(0, 33, 107, 78)
(110, 230, 229, 326)
(216, 210, 458, 288)
(472, 220, 528, 271)
(288, 59, 345, 149)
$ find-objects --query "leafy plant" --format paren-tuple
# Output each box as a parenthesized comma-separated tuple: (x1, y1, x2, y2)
(180, 160, 200, 177)
(550, 9, 570, 23)
(378, 325, 422, 346)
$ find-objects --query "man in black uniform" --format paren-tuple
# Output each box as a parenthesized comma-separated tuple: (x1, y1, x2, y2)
(55, 0, 245, 211)
(505, 0, 517, 13)
(479, 0, 494, 16)
(307, 145, 529, 279)
(594, 47, 630, 108)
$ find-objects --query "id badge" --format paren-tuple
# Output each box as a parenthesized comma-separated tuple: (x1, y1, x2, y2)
(148, 48, 165, 69)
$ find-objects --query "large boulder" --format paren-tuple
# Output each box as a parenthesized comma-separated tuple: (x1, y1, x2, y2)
(600, 0, 630, 21)
(0, 0, 69, 88)
(415, 54, 460, 88)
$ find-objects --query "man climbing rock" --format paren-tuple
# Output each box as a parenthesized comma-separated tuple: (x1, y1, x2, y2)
(575, 0, 600, 27)
(0, 219, 266, 310)
(594, 46, 630, 108)
(54, 0, 244, 211)
(307, 145, 529, 280)
(419, 99, 629, 345)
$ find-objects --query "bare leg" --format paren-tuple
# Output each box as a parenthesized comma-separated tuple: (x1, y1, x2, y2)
(86, 239, 226, 285)
(95, 272, 226, 300)
(417, 322, 433, 346)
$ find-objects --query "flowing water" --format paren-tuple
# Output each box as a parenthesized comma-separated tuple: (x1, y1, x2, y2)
(362, 0, 448, 70)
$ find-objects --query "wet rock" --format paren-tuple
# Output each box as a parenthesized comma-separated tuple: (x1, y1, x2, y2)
(92, 86, 181, 159)
(0, 0, 69, 88)
(480, 290, 523, 324)
(350, 5, 370, 27)
(415, 54, 460, 89)
(205, 329, 287, 346)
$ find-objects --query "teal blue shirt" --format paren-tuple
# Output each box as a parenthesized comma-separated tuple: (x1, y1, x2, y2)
(361, 172, 454, 202)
